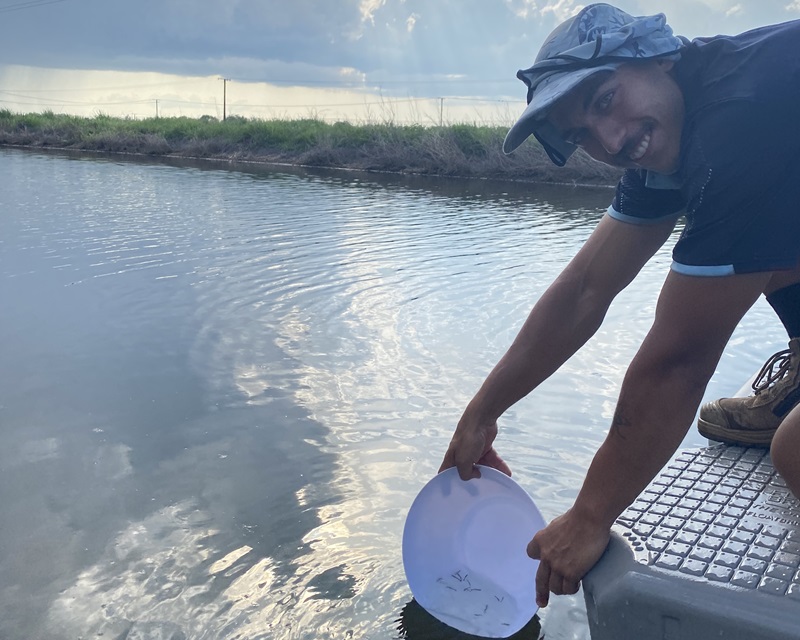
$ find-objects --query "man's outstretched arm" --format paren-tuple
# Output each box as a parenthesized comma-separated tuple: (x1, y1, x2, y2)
(440, 213, 677, 479)
(529, 269, 771, 606)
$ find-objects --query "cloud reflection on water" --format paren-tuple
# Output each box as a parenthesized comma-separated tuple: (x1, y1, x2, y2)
(5, 152, 786, 640)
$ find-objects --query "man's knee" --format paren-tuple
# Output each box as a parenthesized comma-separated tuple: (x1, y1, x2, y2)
(770, 407, 800, 486)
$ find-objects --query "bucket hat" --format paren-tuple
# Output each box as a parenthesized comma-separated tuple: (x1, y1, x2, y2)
(503, 3, 686, 165)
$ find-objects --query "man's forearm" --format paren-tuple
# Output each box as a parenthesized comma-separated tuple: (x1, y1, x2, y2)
(461, 214, 677, 428)
(571, 350, 714, 528)
(572, 269, 769, 527)
(467, 269, 612, 423)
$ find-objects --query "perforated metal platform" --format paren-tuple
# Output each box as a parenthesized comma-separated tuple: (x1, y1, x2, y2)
(583, 444, 800, 640)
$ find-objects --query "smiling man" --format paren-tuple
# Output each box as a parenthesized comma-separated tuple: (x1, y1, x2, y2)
(439, 3, 800, 609)
(545, 60, 684, 173)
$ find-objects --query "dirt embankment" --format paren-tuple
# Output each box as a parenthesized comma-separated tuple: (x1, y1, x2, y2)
(0, 114, 623, 187)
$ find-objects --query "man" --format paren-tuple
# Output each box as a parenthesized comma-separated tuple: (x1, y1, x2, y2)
(439, 3, 800, 609)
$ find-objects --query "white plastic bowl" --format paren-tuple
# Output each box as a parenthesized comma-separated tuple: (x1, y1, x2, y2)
(402, 465, 546, 638)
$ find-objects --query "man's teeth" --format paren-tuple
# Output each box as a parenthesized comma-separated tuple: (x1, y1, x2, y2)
(629, 131, 651, 161)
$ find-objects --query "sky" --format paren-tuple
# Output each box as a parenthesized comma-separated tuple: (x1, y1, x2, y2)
(0, 0, 798, 124)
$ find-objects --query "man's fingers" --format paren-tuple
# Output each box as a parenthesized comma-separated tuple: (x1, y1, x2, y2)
(452, 447, 480, 480)
(439, 444, 478, 479)
(535, 560, 550, 608)
(456, 462, 480, 481)
(549, 572, 566, 596)
(527, 537, 540, 560)
(563, 579, 581, 595)
(479, 448, 512, 477)
(438, 447, 456, 474)
(439, 420, 503, 481)
(439, 437, 482, 480)
(531, 537, 576, 605)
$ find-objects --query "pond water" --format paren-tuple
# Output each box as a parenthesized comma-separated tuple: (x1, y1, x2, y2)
(0, 148, 785, 640)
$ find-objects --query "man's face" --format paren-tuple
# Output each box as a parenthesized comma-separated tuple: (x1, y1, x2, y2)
(547, 60, 685, 174)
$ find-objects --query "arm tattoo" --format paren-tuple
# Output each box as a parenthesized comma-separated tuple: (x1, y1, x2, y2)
(611, 406, 632, 440)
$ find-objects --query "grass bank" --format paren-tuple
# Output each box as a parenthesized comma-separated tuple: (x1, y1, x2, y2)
(0, 110, 621, 186)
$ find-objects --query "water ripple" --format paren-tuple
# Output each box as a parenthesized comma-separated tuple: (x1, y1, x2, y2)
(0, 150, 786, 640)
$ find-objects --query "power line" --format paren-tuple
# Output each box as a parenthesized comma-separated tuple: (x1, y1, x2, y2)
(445, 96, 514, 103)
(0, 89, 513, 109)
(0, 79, 208, 93)
(258, 78, 518, 87)
(0, 77, 518, 94)
(0, 0, 69, 14)
(0, 91, 154, 106)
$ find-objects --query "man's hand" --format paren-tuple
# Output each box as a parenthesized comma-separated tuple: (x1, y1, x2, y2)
(527, 509, 610, 607)
(439, 414, 512, 480)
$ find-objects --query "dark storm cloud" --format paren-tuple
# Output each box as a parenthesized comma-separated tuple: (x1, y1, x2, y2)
(1, 0, 797, 98)
(0, 0, 554, 98)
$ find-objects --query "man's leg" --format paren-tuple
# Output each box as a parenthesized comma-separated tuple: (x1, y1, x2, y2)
(767, 282, 800, 339)
(771, 403, 800, 499)
(698, 268, 800, 445)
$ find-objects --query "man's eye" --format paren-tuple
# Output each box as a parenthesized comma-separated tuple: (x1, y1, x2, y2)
(597, 90, 614, 111)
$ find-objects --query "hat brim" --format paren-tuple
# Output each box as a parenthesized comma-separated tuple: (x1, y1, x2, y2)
(502, 64, 619, 156)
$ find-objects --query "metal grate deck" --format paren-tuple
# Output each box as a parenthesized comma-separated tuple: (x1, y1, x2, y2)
(583, 444, 800, 640)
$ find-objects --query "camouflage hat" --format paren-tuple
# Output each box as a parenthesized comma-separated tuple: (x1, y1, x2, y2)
(503, 3, 685, 165)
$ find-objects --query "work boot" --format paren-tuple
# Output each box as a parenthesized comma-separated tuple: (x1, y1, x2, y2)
(698, 338, 800, 446)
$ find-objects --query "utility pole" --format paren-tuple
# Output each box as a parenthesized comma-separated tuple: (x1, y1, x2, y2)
(155, 99, 159, 119)
(439, 97, 444, 127)
(219, 77, 231, 120)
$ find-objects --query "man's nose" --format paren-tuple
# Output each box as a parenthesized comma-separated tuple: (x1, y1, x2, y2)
(595, 119, 627, 157)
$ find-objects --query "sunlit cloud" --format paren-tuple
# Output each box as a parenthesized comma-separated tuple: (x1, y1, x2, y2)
(360, 0, 388, 24)
(1, 1, 796, 121)
(504, 0, 536, 19)
(540, 0, 584, 20)
(505, 0, 583, 21)
(339, 66, 367, 83)
(3, 64, 510, 125)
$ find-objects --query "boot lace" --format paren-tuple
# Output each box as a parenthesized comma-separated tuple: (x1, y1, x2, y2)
(752, 348, 793, 395)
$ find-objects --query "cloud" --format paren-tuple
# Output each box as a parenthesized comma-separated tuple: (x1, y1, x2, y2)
(360, 0, 388, 24)
(539, 0, 585, 21)
(0, 0, 797, 103)
(505, 0, 583, 21)
(106, 54, 369, 88)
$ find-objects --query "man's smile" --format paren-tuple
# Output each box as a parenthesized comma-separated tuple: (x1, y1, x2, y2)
(628, 129, 651, 162)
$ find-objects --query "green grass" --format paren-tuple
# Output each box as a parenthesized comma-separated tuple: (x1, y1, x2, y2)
(0, 109, 621, 185)
(0, 109, 425, 151)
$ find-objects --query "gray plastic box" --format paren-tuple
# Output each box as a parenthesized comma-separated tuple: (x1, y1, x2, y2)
(583, 445, 800, 640)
